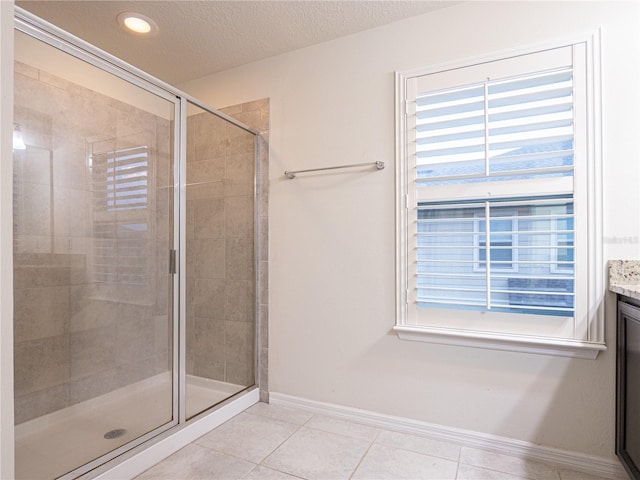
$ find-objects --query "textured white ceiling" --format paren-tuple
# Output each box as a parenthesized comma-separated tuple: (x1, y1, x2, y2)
(16, 0, 458, 85)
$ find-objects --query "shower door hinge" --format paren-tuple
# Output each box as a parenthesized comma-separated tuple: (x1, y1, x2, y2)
(169, 249, 177, 275)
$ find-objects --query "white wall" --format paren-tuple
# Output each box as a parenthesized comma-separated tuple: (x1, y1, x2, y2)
(180, 0, 640, 459)
(0, 1, 15, 477)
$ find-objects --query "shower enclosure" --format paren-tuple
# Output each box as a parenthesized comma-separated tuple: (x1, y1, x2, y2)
(12, 10, 264, 480)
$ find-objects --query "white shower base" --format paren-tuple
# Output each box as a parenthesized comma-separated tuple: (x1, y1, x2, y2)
(15, 374, 247, 480)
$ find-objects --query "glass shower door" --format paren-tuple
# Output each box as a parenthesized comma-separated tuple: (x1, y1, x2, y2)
(13, 29, 178, 479)
(184, 101, 256, 419)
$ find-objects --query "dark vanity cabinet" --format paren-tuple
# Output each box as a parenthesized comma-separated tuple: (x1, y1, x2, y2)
(617, 298, 640, 480)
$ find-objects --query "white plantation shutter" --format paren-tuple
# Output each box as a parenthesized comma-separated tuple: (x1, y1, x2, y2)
(415, 69, 574, 182)
(91, 145, 150, 285)
(92, 146, 149, 211)
(395, 39, 604, 357)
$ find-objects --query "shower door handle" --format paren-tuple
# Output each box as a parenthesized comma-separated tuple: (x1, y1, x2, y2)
(169, 249, 177, 274)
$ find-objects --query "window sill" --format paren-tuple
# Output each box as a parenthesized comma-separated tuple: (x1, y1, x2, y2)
(393, 325, 605, 359)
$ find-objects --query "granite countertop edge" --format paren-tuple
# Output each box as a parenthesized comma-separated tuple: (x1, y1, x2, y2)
(609, 260, 640, 300)
(609, 283, 640, 301)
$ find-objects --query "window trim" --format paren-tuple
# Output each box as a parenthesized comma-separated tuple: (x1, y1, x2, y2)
(472, 211, 519, 274)
(394, 32, 604, 358)
(550, 217, 575, 274)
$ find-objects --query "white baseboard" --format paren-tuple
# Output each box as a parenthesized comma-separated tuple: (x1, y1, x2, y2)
(92, 388, 259, 480)
(270, 392, 627, 480)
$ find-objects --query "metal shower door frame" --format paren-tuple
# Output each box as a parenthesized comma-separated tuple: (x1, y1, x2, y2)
(14, 7, 260, 479)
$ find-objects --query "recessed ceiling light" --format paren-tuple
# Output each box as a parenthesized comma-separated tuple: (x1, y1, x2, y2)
(117, 12, 158, 35)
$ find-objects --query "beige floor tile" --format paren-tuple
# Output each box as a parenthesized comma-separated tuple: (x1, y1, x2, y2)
(135, 444, 255, 479)
(263, 426, 370, 479)
(244, 464, 303, 479)
(459, 448, 560, 480)
(558, 468, 612, 480)
(352, 443, 458, 480)
(376, 429, 461, 461)
(246, 402, 313, 425)
(92, 403, 617, 480)
(305, 414, 380, 441)
(456, 463, 531, 480)
(196, 412, 300, 463)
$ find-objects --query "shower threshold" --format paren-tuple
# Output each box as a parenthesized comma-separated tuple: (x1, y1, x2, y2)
(15, 374, 246, 480)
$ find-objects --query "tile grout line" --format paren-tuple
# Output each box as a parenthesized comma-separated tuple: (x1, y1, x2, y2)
(261, 405, 469, 466)
(456, 457, 561, 480)
(454, 443, 462, 480)
(251, 407, 378, 480)
(190, 410, 305, 470)
(251, 411, 311, 475)
(244, 403, 316, 427)
(143, 404, 612, 480)
(346, 429, 380, 480)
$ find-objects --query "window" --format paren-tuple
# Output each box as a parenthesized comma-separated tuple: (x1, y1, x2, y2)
(474, 212, 517, 272)
(395, 36, 603, 358)
(551, 215, 575, 273)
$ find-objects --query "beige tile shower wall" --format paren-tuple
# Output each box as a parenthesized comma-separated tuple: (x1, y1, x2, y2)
(186, 99, 269, 393)
(220, 99, 270, 402)
(13, 62, 172, 424)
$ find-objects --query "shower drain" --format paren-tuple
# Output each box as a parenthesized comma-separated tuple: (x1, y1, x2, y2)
(104, 429, 127, 440)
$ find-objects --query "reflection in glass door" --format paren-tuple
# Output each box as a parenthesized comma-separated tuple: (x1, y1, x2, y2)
(184, 102, 256, 419)
(13, 29, 177, 479)
(13, 11, 261, 479)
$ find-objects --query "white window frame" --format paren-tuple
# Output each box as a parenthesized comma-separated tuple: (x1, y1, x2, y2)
(394, 33, 604, 359)
(472, 211, 519, 274)
(550, 216, 575, 274)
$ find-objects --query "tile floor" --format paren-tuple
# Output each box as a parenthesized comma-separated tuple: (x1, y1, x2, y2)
(135, 402, 614, 480)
